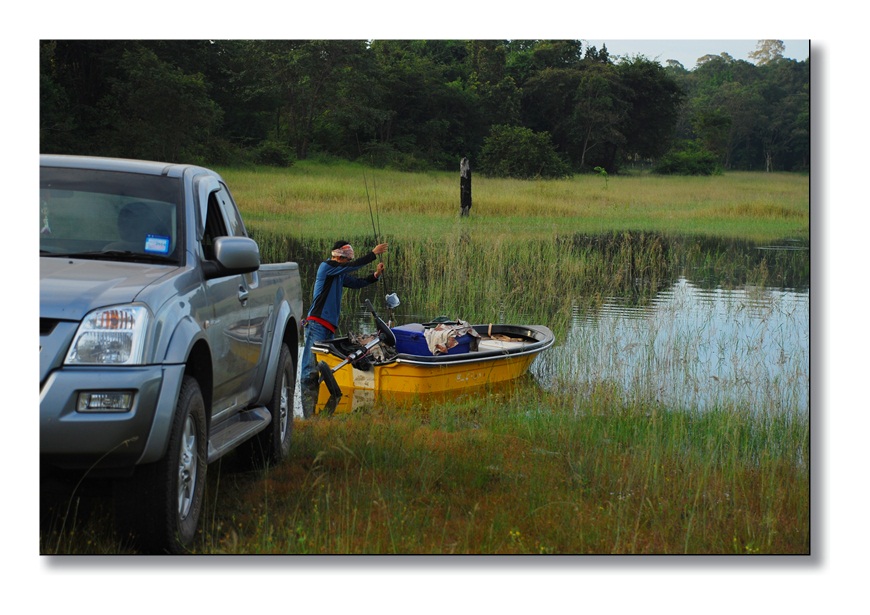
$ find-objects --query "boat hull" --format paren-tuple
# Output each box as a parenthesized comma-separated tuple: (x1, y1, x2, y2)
(311, 324, 554, 403)
(314, 346, 541, 395)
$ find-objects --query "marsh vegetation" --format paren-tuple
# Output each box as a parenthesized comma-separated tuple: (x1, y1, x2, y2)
(40, 163, 809, 554)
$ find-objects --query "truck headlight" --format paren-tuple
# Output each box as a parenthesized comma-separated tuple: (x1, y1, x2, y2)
(65, 305, 150, 365)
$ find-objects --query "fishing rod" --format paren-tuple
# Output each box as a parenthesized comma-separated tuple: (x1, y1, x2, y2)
(369, 169, 399, 315)
(361, 165, 379, 246)
(356, 132, 380, 243)
(372, 170, 383, 247)
(360, 155, 400, 324)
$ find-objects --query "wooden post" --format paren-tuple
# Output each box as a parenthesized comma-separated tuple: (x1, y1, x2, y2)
(460, 157, 472, 217)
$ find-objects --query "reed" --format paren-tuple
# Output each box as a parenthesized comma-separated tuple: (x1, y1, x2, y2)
(248, 228, 805, 351)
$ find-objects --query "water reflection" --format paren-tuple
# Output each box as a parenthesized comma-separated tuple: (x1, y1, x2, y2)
(537, 276, 808, 414)
(305, 378, 543, 415)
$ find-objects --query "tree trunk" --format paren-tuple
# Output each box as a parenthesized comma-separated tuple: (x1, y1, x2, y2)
(460, 157, 472, 216)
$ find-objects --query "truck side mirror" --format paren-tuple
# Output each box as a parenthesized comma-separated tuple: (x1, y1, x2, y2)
(203, 236, 261, 279)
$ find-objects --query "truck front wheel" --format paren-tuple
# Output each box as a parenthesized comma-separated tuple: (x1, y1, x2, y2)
(117, 375, 207, 553)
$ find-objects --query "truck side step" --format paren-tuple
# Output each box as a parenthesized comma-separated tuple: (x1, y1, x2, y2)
(207, 406, 271, 463)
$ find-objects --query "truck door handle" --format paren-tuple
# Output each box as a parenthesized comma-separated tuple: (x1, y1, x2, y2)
(238, 286, 249, 304)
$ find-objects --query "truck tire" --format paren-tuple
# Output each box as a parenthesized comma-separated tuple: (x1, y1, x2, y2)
(117, 375, 207, 554)
(246, 342, 295, 467)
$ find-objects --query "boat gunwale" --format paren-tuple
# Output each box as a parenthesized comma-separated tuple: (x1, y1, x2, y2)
(313, 324, 555, 368)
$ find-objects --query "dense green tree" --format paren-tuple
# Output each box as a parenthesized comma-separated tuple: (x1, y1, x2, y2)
(504, 40, 585, 86)
(40, 41, 77, 152)
(571, 63, 630, 169)
(756, 58, 810, 171)
(465, 41, 521, 131)
(583, 43, 612, 64)
(653, 139, 720, 175)
(529, 40, 585, 70)
(38, 39, 809, 174)
(98, 45, 224, 161)
(478, 124, 570, 178)
(188, 40, 285, 149)
(521, 67, 583, 159)
(617, 56, 685, 160)
(254, 40, 372, 160)
(368, 40, 479, 168)
(664, 59, 689, 73)
(518, 42, 681, 172)
(683, 48, 808, 171)
(40, 40, 130, 154)
(692, 106, 732, 163)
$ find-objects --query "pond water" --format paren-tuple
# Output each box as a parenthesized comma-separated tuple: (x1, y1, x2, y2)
(292, 235, 809, 416)
(540, 277, 809, 414)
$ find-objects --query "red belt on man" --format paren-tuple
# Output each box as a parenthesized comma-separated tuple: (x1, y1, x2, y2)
(305, 315, 336, 333)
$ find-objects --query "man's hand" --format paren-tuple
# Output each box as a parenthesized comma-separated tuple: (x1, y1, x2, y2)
(373, 243, 388, 255)
(375, 262, 385, 278)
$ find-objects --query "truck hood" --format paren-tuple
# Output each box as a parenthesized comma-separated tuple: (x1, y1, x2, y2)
(40, 257, 179, 321)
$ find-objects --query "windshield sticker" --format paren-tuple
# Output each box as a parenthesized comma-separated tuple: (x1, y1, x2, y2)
(144, 235, 171, 255)
(41, 206, 52, 235)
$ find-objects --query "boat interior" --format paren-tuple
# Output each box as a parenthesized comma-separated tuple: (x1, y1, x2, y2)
(315, 323, 553, 369)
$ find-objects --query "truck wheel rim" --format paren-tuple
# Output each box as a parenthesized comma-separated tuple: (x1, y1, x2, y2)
(177, 414, 198, 520)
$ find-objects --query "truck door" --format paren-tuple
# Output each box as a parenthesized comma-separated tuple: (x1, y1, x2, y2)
(215, 183, 272, 381)
(200, 188, 258, 416)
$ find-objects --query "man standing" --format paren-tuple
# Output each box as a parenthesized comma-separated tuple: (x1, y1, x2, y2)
(300, 240, 388, 416)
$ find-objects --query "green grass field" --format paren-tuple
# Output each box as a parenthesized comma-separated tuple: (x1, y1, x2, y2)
(40, 163, 810, 555)
(221, 161, 809, 243)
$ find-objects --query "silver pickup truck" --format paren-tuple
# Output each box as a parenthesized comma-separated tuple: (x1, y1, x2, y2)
(39, 155, 304, 553)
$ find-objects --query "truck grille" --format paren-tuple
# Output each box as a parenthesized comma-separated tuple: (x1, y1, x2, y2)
(40, 318, 60, 336)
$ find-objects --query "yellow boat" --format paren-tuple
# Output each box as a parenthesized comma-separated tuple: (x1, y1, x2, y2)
(312, 301, 554, 410)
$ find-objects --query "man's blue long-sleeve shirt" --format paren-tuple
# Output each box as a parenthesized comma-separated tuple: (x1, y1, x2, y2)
(306, 250, 378, 330)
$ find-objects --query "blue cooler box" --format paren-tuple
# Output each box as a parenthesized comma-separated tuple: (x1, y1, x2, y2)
(392, 323, 474, 356)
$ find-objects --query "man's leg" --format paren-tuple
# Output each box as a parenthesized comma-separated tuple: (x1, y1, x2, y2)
(299, 321, 331, 418)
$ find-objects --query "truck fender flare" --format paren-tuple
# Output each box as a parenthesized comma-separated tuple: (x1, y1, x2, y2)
(163, 315, 209, 365)
(137, 316, 210, 464)
(256, 301, 296, 407)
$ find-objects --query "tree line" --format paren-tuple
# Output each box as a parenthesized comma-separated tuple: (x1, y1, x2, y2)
(40, 40, 809, 177)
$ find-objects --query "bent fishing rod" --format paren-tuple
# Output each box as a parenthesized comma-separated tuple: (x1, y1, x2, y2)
(361, 162, 400, 323)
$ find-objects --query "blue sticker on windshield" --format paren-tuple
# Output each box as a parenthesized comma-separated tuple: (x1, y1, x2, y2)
(144, 235, 171, 255)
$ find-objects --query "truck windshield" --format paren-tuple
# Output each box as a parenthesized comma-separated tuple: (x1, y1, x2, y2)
(40, 167, 183, 264)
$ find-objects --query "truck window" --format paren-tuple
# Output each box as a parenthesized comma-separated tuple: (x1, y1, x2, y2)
(202, 193, 229, 261)
(40, 167, 181, 261)
(216, 184, 247, 238)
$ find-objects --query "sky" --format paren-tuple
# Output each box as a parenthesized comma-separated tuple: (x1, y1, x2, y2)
(584, 39, 810, 69)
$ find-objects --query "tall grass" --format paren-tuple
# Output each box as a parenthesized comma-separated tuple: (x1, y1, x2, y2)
(40, 387, 809, 554)
(40, 162, 809, 555)
(187, 388, 807, 555)
(251, 227, 807, 350)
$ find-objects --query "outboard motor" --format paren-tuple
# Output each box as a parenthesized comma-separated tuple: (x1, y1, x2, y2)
(317, 298, 398, 399)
